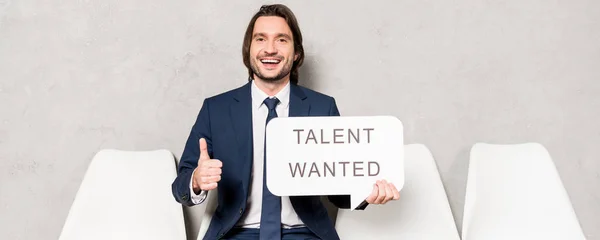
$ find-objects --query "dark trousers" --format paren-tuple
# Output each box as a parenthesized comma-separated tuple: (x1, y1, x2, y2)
(222, 227, 320, 240)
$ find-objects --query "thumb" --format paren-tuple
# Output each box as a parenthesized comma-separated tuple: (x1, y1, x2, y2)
(199, 138, 210, 161)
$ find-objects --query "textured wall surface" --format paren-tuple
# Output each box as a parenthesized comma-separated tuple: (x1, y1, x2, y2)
(1, 0, 598, 239)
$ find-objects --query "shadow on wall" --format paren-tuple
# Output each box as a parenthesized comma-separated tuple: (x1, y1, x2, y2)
(298, 55, 319, 90)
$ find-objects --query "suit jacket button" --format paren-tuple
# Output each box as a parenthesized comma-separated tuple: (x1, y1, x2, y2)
(182, 194, 188, 201)
(239, 208, 243, 214)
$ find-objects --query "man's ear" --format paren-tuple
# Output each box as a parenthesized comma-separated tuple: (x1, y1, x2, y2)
(294, 52, 299, 61)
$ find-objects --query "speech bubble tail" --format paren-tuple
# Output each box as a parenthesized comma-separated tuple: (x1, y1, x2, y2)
(350, 191, 371, 211)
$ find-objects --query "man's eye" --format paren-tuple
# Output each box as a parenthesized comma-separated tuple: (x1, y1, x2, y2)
(256, 38, 265, 42)
(278, 39, 287, 43)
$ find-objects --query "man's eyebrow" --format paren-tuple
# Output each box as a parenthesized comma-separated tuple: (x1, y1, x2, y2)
(252, 32, 292, 40)
(253, 33, 267, 38)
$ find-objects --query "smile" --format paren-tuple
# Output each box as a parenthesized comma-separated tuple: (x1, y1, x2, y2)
(260, 58, 282, 64)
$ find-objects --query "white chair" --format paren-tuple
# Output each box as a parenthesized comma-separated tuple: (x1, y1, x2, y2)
(59, 149, 187, 240)
(462, 143, 586, 240)
(335, 144, 460, 240)
(196, 188, 218, 240)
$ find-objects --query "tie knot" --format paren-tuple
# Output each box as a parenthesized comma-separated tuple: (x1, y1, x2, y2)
(263, 97, 280, 110)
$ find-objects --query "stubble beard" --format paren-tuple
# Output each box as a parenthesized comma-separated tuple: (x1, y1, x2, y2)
(250, 57, 293, 83)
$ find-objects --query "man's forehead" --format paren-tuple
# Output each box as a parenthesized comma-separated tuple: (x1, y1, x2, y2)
(253, 16, 292, 35)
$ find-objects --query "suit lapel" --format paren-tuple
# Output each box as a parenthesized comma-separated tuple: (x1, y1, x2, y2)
(230, 82, 253, 195)
(289, 84, 310, 117)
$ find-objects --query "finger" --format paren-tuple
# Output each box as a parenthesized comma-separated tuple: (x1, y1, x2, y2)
(208, 168, 222, 176)
(199, 167, 222, 177)
(200, 172, 221, 182)
(199, 138, 210, 161)
(201, 182, 217, 191)
(204, 159, 222, 168)
(365, 183, 378, 204)
(199, 160, 221, 171)
(382, 182, 394, 204)
(375, 181, 386, 204)
(202, 175, 221, 183)
(390, 183, 400, 200)
(200, 170, 222, 178)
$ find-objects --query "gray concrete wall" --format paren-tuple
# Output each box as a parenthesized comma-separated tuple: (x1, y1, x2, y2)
(1, 0, 598, 239)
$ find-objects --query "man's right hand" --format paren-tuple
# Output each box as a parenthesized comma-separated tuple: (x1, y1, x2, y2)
(192, 138, 222, 194)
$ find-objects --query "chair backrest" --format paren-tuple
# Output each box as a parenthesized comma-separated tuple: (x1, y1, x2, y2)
(196, 188, 218, 240)
(462, 143, 586, 240)
(335, 144, 460, 240)
(59, 149, 186, 240)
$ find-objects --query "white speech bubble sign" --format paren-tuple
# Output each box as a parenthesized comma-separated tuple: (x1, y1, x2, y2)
(265, 116, 404, 210)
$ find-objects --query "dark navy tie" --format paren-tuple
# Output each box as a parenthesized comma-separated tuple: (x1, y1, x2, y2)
(260, 97, 281, 240)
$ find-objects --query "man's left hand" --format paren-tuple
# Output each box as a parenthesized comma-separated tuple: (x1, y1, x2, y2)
(365, 180, 400, 204)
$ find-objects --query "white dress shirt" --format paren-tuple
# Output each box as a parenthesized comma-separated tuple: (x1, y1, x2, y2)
(189, 80, 304, 229)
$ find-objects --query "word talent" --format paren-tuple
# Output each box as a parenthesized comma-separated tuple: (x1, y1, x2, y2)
(293, 128, 375, 144)
(289, 161, 380, 178)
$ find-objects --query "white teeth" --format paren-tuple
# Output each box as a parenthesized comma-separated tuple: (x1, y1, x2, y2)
(261, 59, 280, 64)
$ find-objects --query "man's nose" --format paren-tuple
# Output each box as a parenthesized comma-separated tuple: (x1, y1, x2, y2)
(264, 41, 277, 54)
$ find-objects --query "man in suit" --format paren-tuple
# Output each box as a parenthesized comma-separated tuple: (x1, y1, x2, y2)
(172, 4, 400, 240)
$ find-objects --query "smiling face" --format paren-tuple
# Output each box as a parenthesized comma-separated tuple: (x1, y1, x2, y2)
(249, 16, 298, 83)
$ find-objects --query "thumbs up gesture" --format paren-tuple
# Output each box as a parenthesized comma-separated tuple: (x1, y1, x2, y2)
(192, 138, 223, 193)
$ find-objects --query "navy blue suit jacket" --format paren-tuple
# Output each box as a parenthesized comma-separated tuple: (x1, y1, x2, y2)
(172, 82, 353, 240)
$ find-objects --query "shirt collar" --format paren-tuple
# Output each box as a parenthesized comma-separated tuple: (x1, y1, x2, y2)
(251, 80, 290, 109)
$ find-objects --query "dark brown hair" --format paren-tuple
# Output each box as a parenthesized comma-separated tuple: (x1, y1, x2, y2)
(242, 4, 304, 85)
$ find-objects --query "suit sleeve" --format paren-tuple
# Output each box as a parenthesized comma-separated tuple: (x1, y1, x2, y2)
(325, 97, 369, 210)
(171, 98, 213, 206)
